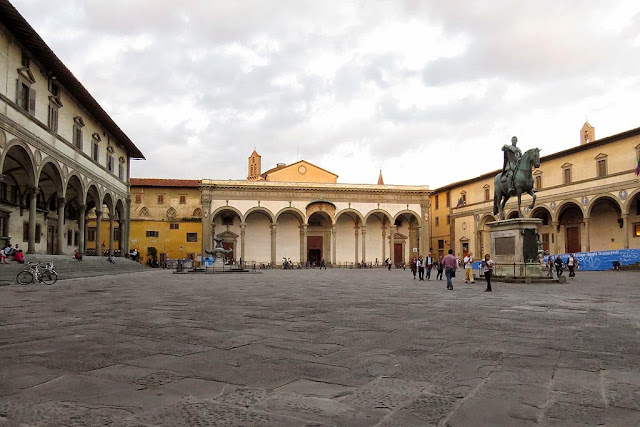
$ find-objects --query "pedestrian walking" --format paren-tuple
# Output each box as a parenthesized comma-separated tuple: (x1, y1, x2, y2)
(417, 256, 424, 280)
(554, 255, 564, 278)
(425, 253, 433, 280)
(567, 253, 577, 278)
(385, 258, 391, 271)
(463, 252, 475, 283)
(481, 254, 494, 292)
(547, 255, 554, 278)
(443, 249, 458, 290)
(410, 257, 417, 279)
(436, 256, 444, 280)
(320, 257, 326, 269)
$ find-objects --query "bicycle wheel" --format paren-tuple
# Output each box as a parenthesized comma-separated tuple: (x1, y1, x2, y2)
(16, 271, 33, 285)
(41, 270, 57, 285)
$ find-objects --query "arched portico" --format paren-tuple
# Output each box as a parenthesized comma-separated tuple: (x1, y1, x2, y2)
(476, 213, 496, 257)
(393, 211, 420, 266)
(588, 196, 624, 251)
(211, 207, 243, 263)
(364, 210, 393, 267)
(530, 206, 553, 253)
(37, 160, 64, 254)
(556, 201, 585, 254)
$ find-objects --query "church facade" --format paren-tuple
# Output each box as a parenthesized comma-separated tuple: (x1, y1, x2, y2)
(200, 151, 431, 266)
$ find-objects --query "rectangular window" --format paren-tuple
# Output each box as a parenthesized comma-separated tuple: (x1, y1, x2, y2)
(157, 194, 164, 204)
(435, 216, 440, 226)
(597, 159, 607, 177)
(23, 223, 41, 243)
(438, 239, 444, 249)
(135, 194, 142, 203)
(92, 140, 99, 162)
(107, 153, 114, 172)
(73, 125, 83, 150)
(118, 163, 124, 180)
(563, 168, 571, 185)
(48, 79, 60, 97)
(170, 223, 179, 229)
(535, 175, 542, 190)
(146, 230, 159, 238)
(461, 193, 466, 204)
(47, 104, 59, 132)
(435, 194, 439, 210)
(446, 192, 451, 208)
(186, 232, 198, 242)
(542, 233, 550, 251)
(67, 230, 72, 246)
(484, 188, 490, 201)
(17, 81, 33, 113)
(87, 227, 96, 242)
(179, 195, 186, 204)
(446, 215, 450, 225)
(635, 224, 640, 237)
(74, 231, 79, 246)
(114, 228, 121, 242)
(11, 186, 19, 204)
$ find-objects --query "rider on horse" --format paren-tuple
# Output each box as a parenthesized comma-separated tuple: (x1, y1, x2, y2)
(501, 136, 522, 194)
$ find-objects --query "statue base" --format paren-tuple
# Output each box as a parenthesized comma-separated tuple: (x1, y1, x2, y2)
(488, 218, 543, 278)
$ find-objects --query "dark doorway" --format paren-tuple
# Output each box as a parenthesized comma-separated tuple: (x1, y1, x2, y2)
(566, 226, 580, 253)
(394, 243, 402, 265)
(47, 225, 57, 254)
(307, 236, 323, 265)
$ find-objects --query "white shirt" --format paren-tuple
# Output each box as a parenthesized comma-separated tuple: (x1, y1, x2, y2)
(417, 259, 423, 268)
(464, 256, 473, 269)
(482, 259, 494, 273)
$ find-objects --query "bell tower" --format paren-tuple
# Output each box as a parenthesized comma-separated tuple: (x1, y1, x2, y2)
(580, 122, 595, 145)
(247, 150, 262, 180)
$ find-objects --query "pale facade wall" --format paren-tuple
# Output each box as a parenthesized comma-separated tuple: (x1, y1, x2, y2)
(335, 215, 357, 264)
(276, 213, 301, 262)
(365, 216, 385, 264)
(244, 212, 272, 262)
(2, 28, 129, 191)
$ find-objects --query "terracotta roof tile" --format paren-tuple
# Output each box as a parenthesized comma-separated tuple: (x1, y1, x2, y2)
(130, 178, 200, 187)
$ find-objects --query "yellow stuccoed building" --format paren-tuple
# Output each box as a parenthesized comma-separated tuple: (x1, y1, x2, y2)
(430, 122, 640, 260)
(128, 179, 203, 262)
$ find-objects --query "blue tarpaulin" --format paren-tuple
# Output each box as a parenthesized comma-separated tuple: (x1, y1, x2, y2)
(472, 249, 640, 271)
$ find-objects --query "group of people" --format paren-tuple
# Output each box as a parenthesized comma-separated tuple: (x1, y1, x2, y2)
(411, 250, 495, 292)
(0, 243, 24, 264)
(546, 253, 578, 279)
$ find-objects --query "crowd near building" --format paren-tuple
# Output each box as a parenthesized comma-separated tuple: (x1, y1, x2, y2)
(2, 1, 639, 268)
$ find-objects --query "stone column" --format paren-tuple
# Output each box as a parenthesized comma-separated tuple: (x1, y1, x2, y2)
(27, 188, 37, 254)
(240, 224, 246, 264)
(361, 225, 367, 264)
(382, 225, 386, 262)
(55, 197, 66, 254)
(420, 202, 429, 256)
(108, 210, 115, 257)
(622, 214, 629, 249)
(552, 220, 559, 254)
(389, 224, 394, 267)
(331, 225, 337, 266)
(300, 224, 307, 264)
(270, 223, 277, 266)
(354, 225, 359, 264)
(95, 210, 102, 256)
(201, 198, 211, 260)
(583, 217, 590, 253)
(78, 204, 86, 256)
(123, 198, 131, 255)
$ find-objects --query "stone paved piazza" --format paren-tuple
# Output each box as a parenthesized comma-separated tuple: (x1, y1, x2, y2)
(1, 269, 639, 426)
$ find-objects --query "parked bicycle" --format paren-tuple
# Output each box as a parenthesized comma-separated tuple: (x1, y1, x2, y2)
(16, 261, 58, 285)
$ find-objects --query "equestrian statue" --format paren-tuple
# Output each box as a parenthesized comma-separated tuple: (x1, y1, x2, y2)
(493, 136, 541, 220)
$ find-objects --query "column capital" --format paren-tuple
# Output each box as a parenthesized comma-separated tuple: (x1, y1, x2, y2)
(57, 196, 67, 205)
(240, 223, 246, 230)
(95, 210, 103, 218)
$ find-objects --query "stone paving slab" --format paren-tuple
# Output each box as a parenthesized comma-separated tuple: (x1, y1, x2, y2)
(0, 268, 640, 425)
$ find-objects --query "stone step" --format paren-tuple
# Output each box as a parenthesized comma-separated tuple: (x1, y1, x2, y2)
(0, 254, 148, 285)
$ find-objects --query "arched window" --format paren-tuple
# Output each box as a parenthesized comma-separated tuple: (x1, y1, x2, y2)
(139, 207, 150, 217)
(192, 208, 203, 218)
(166, 207, 177, 219)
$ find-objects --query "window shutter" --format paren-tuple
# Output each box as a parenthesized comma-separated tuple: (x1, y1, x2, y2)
(15, 79, 21, 104)
(28, 87, 36, 115)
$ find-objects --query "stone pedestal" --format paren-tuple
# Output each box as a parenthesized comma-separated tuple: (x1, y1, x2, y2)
(488, 218, 543, 278)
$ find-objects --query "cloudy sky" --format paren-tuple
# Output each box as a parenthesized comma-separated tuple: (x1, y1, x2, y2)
(12, 0, 640, 187)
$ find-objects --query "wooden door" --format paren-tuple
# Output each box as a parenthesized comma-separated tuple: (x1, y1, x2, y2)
(394, 243, 402, 265)
(222, 242, 234, 262)
(566, 227, 580, 253)
(47, 225, 56, 254)
(542, 233, 550, 251)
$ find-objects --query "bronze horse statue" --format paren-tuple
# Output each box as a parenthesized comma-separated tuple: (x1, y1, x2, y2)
(493, 147, 541, 219)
